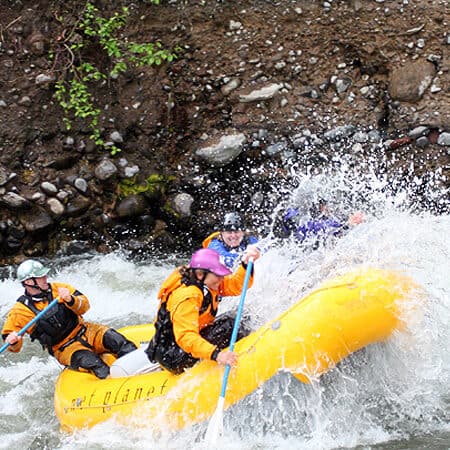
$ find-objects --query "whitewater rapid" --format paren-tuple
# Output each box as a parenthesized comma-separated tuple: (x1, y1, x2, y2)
(0, 169, 448, 449)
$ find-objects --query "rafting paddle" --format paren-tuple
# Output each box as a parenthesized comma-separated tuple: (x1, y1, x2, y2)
(0, 298, 59, 354)
(205, 258, 254, 445)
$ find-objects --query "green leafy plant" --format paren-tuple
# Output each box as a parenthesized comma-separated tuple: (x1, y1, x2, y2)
(52, 2, 178, 155)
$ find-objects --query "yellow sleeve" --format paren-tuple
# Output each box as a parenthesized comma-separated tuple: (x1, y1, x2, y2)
(51, 282, 90, 314)
(220, 263, 254, 296)
(168, 286, 217, 360)
(1, 303, 35, 352)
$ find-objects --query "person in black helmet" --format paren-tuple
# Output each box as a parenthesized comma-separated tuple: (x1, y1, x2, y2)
(202, 212, 259, 270)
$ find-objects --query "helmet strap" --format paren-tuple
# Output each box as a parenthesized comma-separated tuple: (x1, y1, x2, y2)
(23, 277, 49, 297)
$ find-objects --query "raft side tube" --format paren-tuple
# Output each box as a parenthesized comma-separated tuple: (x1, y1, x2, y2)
(54, 267, 418, 432)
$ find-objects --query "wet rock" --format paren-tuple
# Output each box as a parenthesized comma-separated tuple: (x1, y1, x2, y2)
(135, 215, 155, 234)
(416, 136, 429, 147)
(122, 238, 146, 252)
(60, 240, 92, 256)
(0, 0, 448, 265)
(23, 241, 47, 257)
(367, 130, 381, 143)
(335, 77, 352, 94)
(115, 194, 147, 218)
(74, 178, 89, 194)
(437, 132, 450, 146)
(408, 126, 429, 139)
(0, 168, 8, 186)
(428, 129, 440, 144)
(56, 190, 70, 202)
(5, 235, 22, 252)
(352, 131, 369, 143)
(110, 131, 124, 143)
(8, 225, 25, 240)
(35, 73, 55, 85)
(20, 208, 53, 232)
(47, 197, 65, 216)
(265, 142, 287, 156)
(324, 125, 356, 141)
(229, 20, 242, 31)
(239, 83, 284, 103)
(221, 78, 241, 96)
(40, 181, 58, 195)
(388, 60, 436, 102)
(63, 136, 75, 148)
(65, 196, 91, 217)
(172, 193, 194, 217)
(148, 229, 176, 251)
(94, 159, 118, 181)
(44, 155, 78, 170)
(1, 192, 31, 209)
(64, 174, 78, 186)
(124, 165, 139, 178)
(18, 96, 32, 106)
(31, 192, 45, 202)
(100, 213, 111, 225)
(196, 133, 246, 167)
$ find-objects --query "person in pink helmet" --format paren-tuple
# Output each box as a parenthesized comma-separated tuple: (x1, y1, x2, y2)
(145, 247, 260, 374)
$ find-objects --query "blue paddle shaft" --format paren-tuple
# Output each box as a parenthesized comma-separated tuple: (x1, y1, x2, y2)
(219, 259, 253, 398)
(0, 298, 59, 354)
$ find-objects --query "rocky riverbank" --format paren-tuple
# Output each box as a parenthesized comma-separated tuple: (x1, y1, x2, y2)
(0, 0, 448, 265)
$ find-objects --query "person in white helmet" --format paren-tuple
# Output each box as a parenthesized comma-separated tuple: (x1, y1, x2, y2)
(1, 259, 137, 379)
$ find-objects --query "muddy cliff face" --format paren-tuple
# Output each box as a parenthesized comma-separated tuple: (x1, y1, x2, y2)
(0, 0, 448, 264)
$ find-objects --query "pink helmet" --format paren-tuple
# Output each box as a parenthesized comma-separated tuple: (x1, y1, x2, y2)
(189, 248, 232, 276)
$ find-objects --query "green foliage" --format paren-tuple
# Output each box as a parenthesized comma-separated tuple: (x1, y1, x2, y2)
(128, 42, 177, 66)
(118, 174, 173, 199)
(53, 1, 178, 156)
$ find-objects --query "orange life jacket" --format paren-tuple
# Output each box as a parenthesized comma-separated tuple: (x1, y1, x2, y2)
(202, 231, 221, 248)
(157, 267, 186, 303)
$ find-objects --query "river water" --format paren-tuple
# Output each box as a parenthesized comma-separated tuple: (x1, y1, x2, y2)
(0, 167, 449, 449)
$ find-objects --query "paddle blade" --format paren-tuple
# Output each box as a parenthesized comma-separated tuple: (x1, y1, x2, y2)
(205, 396, 225, 445)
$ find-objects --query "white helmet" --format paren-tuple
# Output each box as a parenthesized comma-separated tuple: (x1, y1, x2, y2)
(17, 259, 50, 282)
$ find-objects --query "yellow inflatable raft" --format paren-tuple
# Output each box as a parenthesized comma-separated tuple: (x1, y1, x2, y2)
(54, 267, 417, 432)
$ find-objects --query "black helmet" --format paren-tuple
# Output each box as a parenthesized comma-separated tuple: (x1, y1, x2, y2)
(222, 212, 244, 231)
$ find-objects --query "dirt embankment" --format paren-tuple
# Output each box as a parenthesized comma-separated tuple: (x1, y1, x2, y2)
(0, 0, 448, 265)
